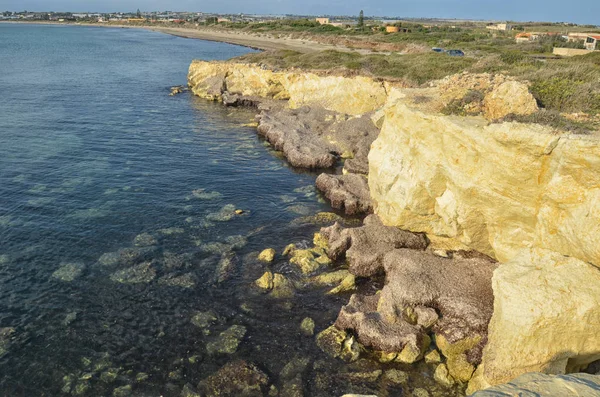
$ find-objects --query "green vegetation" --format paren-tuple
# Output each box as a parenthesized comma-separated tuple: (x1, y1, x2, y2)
(237, 49, 600, 116)
(238, 50, 476, 85)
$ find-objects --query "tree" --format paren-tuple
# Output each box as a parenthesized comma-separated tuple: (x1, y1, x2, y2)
(358, 10, 364, 29)
(136, 8, 141, 18)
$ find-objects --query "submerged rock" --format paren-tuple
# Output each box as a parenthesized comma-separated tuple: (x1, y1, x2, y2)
(0, 327, 15, 357)
(206, 325, 247, 355)
(158, 273, 196, 288)
(206, 204, 238, 222)
(133, 233, 157, 247)
(315, 173, 372, 216)
(321, 215, 428, 277)
(215, 252, 237, 284)
(191, 189, 222, 200)
(191, 311, 219, 333)
(300, 318, 315, 337)
(99, 246, 157, 268)
(52, 262, 85, 282)
(198, 360, 269, 397)
(110, 261, 156, 284)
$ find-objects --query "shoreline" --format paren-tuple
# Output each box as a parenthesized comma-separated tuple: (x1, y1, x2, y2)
(0, 20, 362, 53)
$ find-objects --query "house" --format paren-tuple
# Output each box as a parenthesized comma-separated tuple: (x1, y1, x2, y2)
(515, 32, 532, 43)
(585, 35, 600, 50)
(567, 32, 595, 42)
(316, 17, 330, 25)
(217, 18, 230, 23)
(486, 23, 512, 31)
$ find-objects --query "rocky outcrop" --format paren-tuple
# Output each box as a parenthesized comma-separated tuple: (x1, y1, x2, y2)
(321, 215, 428, 277)
(369, 97, 600, 268)
(470, 372, 600, 396)
(467, 248, 600, 393)
(435, 72, 538, 120)
(188, 61, 387, 115)
(334, 248, 496, 367)
(315, 173, 372, 215)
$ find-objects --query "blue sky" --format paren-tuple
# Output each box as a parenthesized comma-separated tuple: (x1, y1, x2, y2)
(1, 0, 598, 25)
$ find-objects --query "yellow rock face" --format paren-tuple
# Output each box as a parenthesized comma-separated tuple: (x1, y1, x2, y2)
(369, 100, 600, 267)
(188, 61, 387, 116)
(467, 248, 600, 393)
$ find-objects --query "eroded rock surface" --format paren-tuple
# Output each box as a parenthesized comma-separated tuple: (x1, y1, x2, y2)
(321, 214, 428, 277)
(257, 105, 379, 170)
(335, 249, 496, 376)
(316, 173, 372, 215)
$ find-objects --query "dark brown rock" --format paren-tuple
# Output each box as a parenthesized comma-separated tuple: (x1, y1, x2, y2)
(334, 249, 497, 369)
(320, 215, 428, 276)
(315, 173, 372, 215)
(256, 105, 380, 170)
(257, 106, 340, 169)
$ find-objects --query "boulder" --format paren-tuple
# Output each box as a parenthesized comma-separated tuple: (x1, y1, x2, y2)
(320, 215, 428, 277)
(483, 80, 538, 120)
(315, 173, 373, 216)
(258, 248, 276, 263)
(468, 248, 600, 393)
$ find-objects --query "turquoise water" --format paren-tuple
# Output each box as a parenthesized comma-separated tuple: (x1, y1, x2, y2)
(0, 23, 338, 395)
(0, 24, 446, 397)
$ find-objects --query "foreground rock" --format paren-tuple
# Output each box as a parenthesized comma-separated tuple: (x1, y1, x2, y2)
(468, 248, 600, 393)
(321, 214, 428, 277)
(198, 360, 269, 397)
(470, 372, 600, 396)
(336, 249, 497, 376)
(316, 173, 372, 215)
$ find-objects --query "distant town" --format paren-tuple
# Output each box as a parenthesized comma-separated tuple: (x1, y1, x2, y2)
(2, 9, 597, 28)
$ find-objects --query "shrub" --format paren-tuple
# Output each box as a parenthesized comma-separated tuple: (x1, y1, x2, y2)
(500, 50, 526, 64)
(530, 77, 581, 111)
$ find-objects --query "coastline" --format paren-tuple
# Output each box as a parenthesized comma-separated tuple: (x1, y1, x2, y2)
(0, 20, 360, 53)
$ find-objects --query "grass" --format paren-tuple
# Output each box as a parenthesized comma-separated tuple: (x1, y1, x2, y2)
(237, 50, 477, 85)
(236, 49, 600, 116)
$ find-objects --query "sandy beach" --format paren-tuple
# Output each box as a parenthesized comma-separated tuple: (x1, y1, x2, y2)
(0, 21, 357, 53)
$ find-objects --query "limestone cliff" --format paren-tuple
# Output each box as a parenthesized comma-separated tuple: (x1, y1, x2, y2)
(188, 60, 387, 115)
(369, 94, 600, 267)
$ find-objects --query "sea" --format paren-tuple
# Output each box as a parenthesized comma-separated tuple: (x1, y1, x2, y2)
(0, 23, 446, 397)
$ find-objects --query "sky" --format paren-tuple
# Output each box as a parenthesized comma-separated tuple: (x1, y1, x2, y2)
(0, 0, 598, 25)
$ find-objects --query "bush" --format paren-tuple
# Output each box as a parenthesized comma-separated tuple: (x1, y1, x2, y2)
(500, 50, 526, 64)
(531, 77, 581, 111)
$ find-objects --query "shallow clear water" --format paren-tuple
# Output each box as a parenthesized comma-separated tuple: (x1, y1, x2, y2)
(0, 24, 450, 397)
